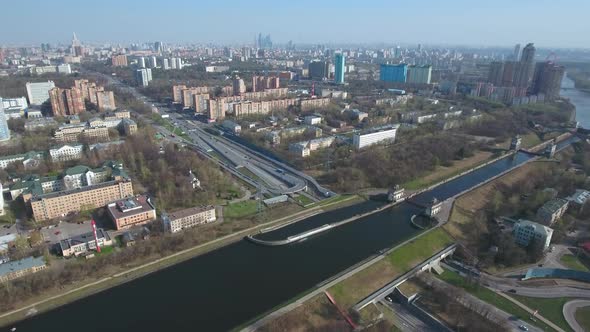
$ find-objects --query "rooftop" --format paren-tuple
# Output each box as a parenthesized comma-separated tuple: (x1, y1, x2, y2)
(166, 206, 215, 221)
(538, 198, 569, 214)
(59, 228, 110, 251)
(108, 195, 155, 220)
(567, 189, 590, 205)
(0, 256, 45, 278)
(516, 219, 553, 237)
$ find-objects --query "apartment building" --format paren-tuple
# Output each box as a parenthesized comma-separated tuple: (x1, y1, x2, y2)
(299, 97, 331, 110)
(107, 195, 156, 230)
(0, 151, 44, 169)
(0, 256, 46, 282)
(54, 123, 109, 143)
(353, 124, 399, 149)
(536, 198, 569, 226)
(49, 144, 84, 162)
(122, 118, 137, 135)
(111, 54, 128, 67)
(289, 136, 335, 157)
(59, 228, 112, 257)
(96, 90, 116, 111)
(162, 206, 216, 233)
(49, 87, 86, 116)
(30, 180, 134, 221)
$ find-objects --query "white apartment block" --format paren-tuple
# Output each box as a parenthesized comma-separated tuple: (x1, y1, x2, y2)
(163, 206, 216, 233)
(352, 125, 399, 149)
(50, 144, 84, 162)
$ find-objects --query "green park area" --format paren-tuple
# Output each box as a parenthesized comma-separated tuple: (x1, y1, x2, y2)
(560, 254, 590, 272)
(328, 228, 454, 309)
(437, 269, 557, 331)
(223, 201, 259, 219)
(511, 295, 575, 332)
(575, 306, 590, 331)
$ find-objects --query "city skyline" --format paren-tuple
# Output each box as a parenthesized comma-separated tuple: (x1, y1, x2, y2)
(1, 0, 589, 48)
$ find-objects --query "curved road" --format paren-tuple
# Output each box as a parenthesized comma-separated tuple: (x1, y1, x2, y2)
(563, 300, 590, 332)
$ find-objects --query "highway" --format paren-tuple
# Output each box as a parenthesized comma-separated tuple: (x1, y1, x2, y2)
(379, 300, 438, 332)
(427, 275, 542, 332)
(86, 69, 324, 200)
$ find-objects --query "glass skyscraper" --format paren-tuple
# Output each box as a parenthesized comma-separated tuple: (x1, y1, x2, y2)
(380, 64, 408, 83)
(334, 53, 345, 84)
(0, 98, 11, 141)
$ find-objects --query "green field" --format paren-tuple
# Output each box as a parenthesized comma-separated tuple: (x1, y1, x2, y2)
(575, 306, 590, 331)
(511, 295, 574, 332)
(328, 228, 454, 309)
(560, 254, 590, 272)
(294, 194, 314, 206)
(224, 201, 259, 219)
(438, 269, 555, 331)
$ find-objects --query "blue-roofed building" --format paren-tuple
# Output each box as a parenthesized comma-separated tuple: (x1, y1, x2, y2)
(0, 256, 46, 282)
(380, 64, 408, 83)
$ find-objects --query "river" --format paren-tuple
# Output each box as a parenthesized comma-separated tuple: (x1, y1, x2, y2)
(561, 75, 590, 128)
(11, 148, 548, 332)
(10, 83, 590, 331)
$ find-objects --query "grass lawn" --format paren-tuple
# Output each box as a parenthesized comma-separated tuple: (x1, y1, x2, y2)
(560, 254, 590, 272)
(574, 306, 590, 332)
(521, 132, 542, 148)
(224, 201, 259, 219)
(511, 295, 575, 332)
(328, 228, 454, 309)
(294, 194, 314, 206)
(437, 269, 556, 331)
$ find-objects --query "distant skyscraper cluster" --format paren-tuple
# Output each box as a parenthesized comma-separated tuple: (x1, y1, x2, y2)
(485, 42, 564, 101)
(256, 33, 273, 49)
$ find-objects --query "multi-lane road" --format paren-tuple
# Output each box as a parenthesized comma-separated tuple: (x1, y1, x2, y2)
(87, 69, 329, 200)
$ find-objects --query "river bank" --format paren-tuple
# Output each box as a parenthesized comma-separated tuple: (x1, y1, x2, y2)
(0, 195, 362, 329)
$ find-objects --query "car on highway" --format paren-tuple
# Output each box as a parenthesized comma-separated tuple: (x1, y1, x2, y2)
(518, 324, 529, 331)
(508, 289, 517, 293)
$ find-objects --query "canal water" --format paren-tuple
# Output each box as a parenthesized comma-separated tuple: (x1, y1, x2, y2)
(12, 152, 543, 332)
(11, 97, 588, 331)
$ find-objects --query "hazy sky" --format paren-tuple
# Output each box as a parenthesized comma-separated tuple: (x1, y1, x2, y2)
(2, 0, 589, 48)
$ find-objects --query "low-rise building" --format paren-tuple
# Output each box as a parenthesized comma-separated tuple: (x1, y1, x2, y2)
(54, 123, 109, 143)
(513, 219, 553, 251)
(536, 198, 569, 226)
(59, 228, 112, 257)
(304, 115, 322, 125)
(49, 144, 84, 162)
(107, 195, 156, 230)
(0, 256, 46, 282)
(222, 120, 241, 134)
(0, 151, 44, 169)
(289, 136, 335, 157)
(162, 206, 216, 233)
(566, 189, 590, 207)
(352, 124, 399, 149)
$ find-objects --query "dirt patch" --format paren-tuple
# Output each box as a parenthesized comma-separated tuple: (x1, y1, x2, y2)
(256, 294, 351, 332)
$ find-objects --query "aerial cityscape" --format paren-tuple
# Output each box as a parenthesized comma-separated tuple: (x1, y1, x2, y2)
(0, 1, 590, 331)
